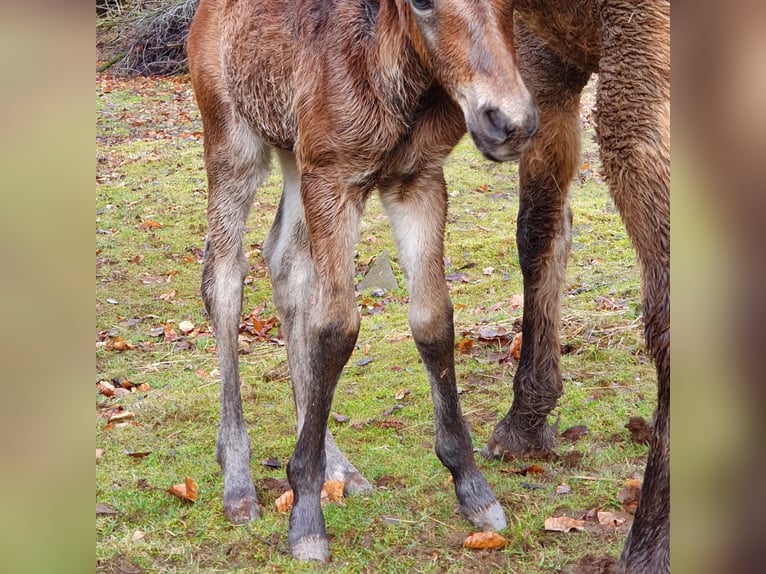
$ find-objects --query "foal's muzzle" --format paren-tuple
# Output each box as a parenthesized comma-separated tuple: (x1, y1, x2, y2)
(468, 105, 539, 162)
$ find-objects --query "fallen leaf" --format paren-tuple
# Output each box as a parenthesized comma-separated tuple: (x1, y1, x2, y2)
(556, 483, 571, 495)
(135, 383, 151, 392)
(96, 380, 115, 397)
(108, 410, 135, 423)
(96, 502, 118, 516)
(168, 477, 198, 503)
(463, 531, 508, 550)
(544, 516, 585, 532)
(106, 336, 134, 352)
(275, 489, 294, 513)
(131, 530, 146, 542)
(501, 463, 545, 476)
(159, 289, 177, 302)
(261, 457, 281, 470)
(458, 337, 474, 354)
(597, 511, 626, 527)
(96, 448, 104, 460)
(274, 480, 346, 513)
(482, 267, 494, 276)
(131, 254, 145, 265)
(125, 451, 151, 459)
(331, 412, 349, 424)
(617, 479, 642, 514)
(140, 219, 162, 230)
(178, 320, 195, 334)
(509, 332, 522, 361)
(356, 357, 374, 367)
(394, 388, 410, 400)
(560, 425, 589, 442)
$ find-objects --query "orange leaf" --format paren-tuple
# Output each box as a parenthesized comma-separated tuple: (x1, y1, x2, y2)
(140, 219, 162, 230)
(168, 477, 198, 503)
(275, 489, 294, 513)
(458, 337, 474, 354)
(509, 332, 522, 361)
(96, 380, 115, 397)
(321, 480, 345, 503)
(463, 531, 508, 550)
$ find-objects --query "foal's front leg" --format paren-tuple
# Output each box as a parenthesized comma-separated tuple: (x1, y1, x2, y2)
(268, 166, 362, 562)
(381, 170, 507, 531)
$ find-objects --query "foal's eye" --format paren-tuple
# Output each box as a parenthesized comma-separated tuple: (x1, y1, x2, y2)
(410, 0, 434, 13)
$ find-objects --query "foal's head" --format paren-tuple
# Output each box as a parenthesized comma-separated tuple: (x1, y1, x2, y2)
(406, 0, 537, 161)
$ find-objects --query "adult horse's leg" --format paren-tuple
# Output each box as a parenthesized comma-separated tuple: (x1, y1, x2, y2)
(486, 23, 590, 459)
(381, 167, 506, 531)
(263, 151, 372, 496)
(596, 2, 670, 572)
(201, 119, 272, 524)
(263, 157, 362, 562)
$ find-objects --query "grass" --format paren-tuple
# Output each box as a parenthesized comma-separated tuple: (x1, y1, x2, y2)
(96, 75, 654, 573)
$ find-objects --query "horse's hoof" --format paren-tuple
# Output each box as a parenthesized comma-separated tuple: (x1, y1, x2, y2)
(464, 500, 507, 531)
(343, 472, 373, 495)
(290, 535, 330, 562)
(224, 494, 260, 524)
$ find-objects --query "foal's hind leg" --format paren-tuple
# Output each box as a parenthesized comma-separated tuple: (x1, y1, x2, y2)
(263, 151, 372, 495)
(201, 121, 272, 524)
(264, 160, 363, 561)
(381, 170, 506, 531)
(596, 2, 670, 572)
(486, 24, 591, 459)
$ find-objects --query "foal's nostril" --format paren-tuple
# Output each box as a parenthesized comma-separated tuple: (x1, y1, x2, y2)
(481, 106, 515, 141)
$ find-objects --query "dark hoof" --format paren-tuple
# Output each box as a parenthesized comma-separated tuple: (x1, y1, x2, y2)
(224, 494, 260, 524)
(482, 420, 557, 460)
(290, 534, 330, 562)
(343, 472, 373, 495)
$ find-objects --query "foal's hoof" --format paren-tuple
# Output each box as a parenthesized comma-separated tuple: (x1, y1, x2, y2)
(464, 500, 508, 531)
(290, 535, 330, 562)
(224, 494, 260, 524)
(343, 472, 373, 495)
(482, 419, 557, 461)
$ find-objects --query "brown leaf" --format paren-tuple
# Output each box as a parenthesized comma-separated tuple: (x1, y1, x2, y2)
(543, 516, 586, 532)
(560, 425, 589, 442)
(108, 410, 135, 423)
(168, 477, 198, 503)
(321, 480, 345, 503)
(501, 463, 545, 476)
(140, 219, 162, 230)
(617, 479, 642, 514)
(125, 451, 151, 459)
(597, 511, 626, 527)
(274, 480, 346, 513)
(463, 531, 508, 550)
(331, 412, 349, 424)
(163, 322, 178, 342)
(96, 448, 104, 460)
(275, 489, 294, 513)
(394, 388, 410, 400)
(458, 337, 474, 354)
(106, 336, 134, 351)
(131, 254, 145, 265)
(509, 294, 524, 310)
(96, 502, 118, 516)
(508, 332, 522, 361)
(96, 380, 115, 397)
(159, 289, 177, 302)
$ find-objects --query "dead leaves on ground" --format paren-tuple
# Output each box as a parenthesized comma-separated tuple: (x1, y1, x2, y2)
(274, 480, 346, 513)
(168, 477, 199, 503)
(463, 530, 509, 550)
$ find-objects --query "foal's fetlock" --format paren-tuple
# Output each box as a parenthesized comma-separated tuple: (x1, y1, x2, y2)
(482, 416, 558, 461)
(223, 485, 261, 524)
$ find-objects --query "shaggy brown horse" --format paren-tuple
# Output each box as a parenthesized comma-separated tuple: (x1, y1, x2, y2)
(483, 1, 670, 572)
(187, 0, 537, 562)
